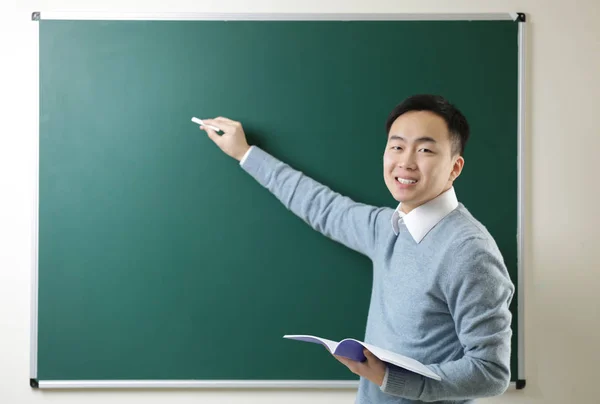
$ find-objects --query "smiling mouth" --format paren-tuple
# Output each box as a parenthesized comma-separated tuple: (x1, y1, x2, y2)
(396, 177, 418, 185)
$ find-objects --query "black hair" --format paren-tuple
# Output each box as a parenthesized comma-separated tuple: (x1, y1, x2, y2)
(385, 94, 470, 156)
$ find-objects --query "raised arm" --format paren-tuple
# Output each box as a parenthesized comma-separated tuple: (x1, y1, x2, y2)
(199, 117, 387, 258)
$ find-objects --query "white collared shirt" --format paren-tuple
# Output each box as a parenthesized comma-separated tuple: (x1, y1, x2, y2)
(390, 187, 459, 243)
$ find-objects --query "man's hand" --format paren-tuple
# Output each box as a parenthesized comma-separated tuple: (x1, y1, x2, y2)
(334, 348, 387, 387)
(199, 117, 250, 161)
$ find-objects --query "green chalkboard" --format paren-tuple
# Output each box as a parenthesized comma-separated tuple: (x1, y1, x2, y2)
(36, 17, 520, 384)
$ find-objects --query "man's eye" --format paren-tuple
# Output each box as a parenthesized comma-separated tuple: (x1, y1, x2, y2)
(391, 146, 402, 151)
(420, 148, 432, 153)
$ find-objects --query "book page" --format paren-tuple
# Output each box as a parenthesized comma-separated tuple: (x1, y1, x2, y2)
(283, 335, 339, 354)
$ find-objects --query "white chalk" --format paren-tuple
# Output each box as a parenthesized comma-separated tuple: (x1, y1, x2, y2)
(191, 117, 221, 132)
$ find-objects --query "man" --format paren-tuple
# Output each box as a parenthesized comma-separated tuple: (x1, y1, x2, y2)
(199, 94, 514, 403)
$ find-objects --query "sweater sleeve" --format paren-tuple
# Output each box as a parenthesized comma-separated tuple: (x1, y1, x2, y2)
(240, 146, 385, 258)
(381, 237, 515, 401)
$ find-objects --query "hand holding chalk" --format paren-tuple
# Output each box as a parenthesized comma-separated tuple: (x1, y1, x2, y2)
(195, 116, 251, 162)
(191, 117, 221, 132)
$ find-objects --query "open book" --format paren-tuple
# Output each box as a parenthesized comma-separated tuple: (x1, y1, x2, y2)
(283, 334, 441, 381)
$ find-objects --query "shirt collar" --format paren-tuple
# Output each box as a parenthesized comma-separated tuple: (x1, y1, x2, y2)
(391, 187, 459, 243)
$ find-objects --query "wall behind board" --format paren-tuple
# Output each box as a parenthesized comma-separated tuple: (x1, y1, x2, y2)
(2, 0, 599, 403)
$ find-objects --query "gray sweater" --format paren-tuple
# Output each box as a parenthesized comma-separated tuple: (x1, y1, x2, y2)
(241, 146, 515, 403)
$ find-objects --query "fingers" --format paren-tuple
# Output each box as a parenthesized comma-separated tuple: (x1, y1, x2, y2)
(334, 355, 350, 365)
(203, 117, 240, 132)
(335, 351, 385, 386)
(201, 125, 222, 146)
(202, 119, 232, 132)
(334, 355, 362, 375)
(214, 116, 238, 125)
(202, 118, 225, 126)
(364, 349, 382, 364)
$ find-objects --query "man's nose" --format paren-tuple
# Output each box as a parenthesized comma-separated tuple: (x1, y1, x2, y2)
(398, 151, 417, 170)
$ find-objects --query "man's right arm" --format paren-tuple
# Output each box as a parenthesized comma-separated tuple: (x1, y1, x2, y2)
(198, 117, 386, 258)
(240, 145, 385, 257)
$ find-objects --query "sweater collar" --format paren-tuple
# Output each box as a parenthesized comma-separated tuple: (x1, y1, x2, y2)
(391, 187, 459, 243)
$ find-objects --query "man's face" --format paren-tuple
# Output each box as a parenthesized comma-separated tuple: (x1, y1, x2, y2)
(383, 111, 464, 213)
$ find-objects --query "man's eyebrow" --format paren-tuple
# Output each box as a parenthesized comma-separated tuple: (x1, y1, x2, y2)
(388, 135, 437, 143)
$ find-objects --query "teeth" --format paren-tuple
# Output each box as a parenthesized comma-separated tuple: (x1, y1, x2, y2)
(397, 177, 417, 184)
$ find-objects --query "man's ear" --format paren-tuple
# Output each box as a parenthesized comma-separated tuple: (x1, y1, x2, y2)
(450, 156, 465, 182)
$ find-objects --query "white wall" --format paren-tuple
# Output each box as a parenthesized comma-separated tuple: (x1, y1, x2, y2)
(2, 0, 599, 403)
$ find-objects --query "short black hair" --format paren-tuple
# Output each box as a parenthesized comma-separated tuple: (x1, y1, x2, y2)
(385, 94, 470, 156)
